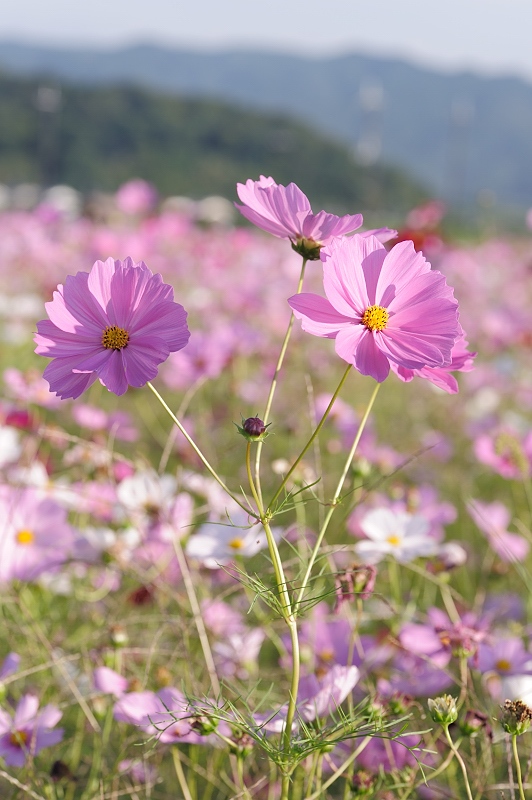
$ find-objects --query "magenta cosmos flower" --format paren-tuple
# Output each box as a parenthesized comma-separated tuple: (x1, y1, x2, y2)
(235, 175, 395, 259)
(0, 695, 63, 767)
(34, 257, 190, 399)
(288, 235, 460, 382)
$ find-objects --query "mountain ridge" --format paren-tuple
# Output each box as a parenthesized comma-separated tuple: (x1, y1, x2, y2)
(1, 41, 532, 208)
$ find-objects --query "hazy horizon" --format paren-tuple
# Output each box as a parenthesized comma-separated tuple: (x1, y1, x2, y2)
(1, 0, 531, 81)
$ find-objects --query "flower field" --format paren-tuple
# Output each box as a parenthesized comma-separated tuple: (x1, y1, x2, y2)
(0, 177, 532, 799)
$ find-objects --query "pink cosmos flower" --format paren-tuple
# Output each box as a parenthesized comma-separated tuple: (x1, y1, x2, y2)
(0, 652, 20, 680)
(114, 687, 228, 745)
(94, 666, 130, 697)
(0, 695, 63, 767)
(467, 499, 530, 562)
(0, 487, 75, 583)
(235, 176, 395, 258)
(34, 257, 190, 399)
(115, 178, 158, 216)
(474, 427, 532, 479)
(255, 665, 360, 732)
(475, 637, 532, 677)
(288, 236, 460, 382)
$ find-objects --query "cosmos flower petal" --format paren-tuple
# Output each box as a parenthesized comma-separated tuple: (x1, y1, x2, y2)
(61, 272, 110, 330)
(122, 340, 171, 387)
(36, 705, 63, 729)
(87, 257, 117, 316)
(288, 293, 353, 337)
(14, 695, 40, 727)
(43, 358, 98, 400)
(95, 351, 130, 396)
(376, 241, 431, 305)
(336, 326, 390, 382)
(35, 320, 103, 358)
(131, 301, 190, 352)
(378, 329, 451, 369)
(322, 237, 379, 315)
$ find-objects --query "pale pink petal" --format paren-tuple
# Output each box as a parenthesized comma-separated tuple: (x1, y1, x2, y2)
(335, 326, 390, 382)
(87, 257, 117, 314)
(376, 241, 431, 306)
(377, 329, 450, 369)
(289, 293, 353, 337)
(14, 695, 39, 727)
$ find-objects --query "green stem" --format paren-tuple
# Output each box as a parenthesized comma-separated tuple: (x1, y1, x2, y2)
(304, 736, 372, 800)
(171, 747, 194, 800)
(246, 443, 300, 800)
(295, 382, 381, 613)
(235, 754, 252, 800)
(512, 733, 527, 800)
(147, 381, 255, 517)
(443, 726, 474, 800)
(171, 537, 221, 697)
(254, 257, 308, 502)
(412, 747, 455, 792)
(388, 558, 402, 613)
(246, 445, 292, 619)
(267, 363, 352, 513)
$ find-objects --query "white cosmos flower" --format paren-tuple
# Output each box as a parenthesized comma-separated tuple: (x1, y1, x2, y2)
(0, 425, 21, 468)
(117, 469, 177, 520)
(355, 507, 439, 564)
(186, 512, 280, 568)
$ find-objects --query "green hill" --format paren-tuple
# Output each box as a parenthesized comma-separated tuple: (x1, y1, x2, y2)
(0, 71, 426, 214)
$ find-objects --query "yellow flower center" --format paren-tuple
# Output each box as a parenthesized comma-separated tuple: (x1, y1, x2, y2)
(362, 305, 389, 331)
(496, 659, 512, 672)
(386, 534, 401, 547)
(319, 648, 334, 663)
(9, 730, 28, 747)
(229, 537, 244, 550)
(16, 529, 34, 545)
(101, 326, 130, 350)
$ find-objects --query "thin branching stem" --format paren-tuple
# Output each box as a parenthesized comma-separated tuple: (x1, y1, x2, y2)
(246, 443, 300, 800)
(147, 381, 256, 517)
(267, 363, 352, 513)
(295, 381, 381, 613)
(254, 257, 308, 502)
(304, 736, 372, 800)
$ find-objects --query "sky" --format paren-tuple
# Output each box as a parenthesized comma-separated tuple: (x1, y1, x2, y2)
(2, 0, 532, 81)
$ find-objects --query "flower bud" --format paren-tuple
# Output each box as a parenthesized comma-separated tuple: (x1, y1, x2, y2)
(500, 699, 532, 736)
(236, 416, 271, 442)
(190, 713, 218, 736)
(229, 732, 254, 757)
(388, 691, 413, 716)
(243, 417, 266, 437)
(460, 708, 492, 739)
(351, 769, 376, 796)
(110, 625, 128, 647)
(428, 694, 458, 726)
